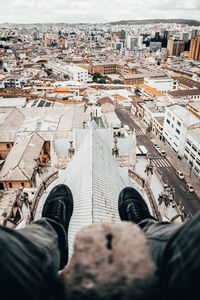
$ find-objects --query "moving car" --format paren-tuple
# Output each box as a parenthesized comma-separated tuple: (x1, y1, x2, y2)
(176, 170, 185, 180)
(185, 183, 194, 193)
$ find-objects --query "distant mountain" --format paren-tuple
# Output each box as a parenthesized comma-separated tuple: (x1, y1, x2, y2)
(108, 19, 200, 26)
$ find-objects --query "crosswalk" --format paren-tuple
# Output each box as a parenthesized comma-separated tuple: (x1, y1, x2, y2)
(134, 129, 145, 136)
(151, 158, 171, 168)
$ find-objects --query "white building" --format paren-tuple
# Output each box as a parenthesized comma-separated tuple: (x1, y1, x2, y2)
(47, 61, 88, 83)
(141, 102, 166, 138)
(184, 127, 200, 180)
(144, 76, 174, 92)
(0, 79, 5, 89)
(112, 41, 123, 50)
(163, 105, 200, 156)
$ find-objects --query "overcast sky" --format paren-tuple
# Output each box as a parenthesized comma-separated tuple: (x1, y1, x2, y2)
(0, 0, 200, 23)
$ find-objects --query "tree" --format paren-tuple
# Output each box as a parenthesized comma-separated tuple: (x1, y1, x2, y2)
(113, 79, 123, 84)
(45, 68, 53, 77)
(63, 74, 70, 80)
(98, 78, 106, 84)
(92, 72, 102, 82)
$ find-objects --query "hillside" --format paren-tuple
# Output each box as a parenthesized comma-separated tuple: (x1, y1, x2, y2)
(108, 19, 200, 26)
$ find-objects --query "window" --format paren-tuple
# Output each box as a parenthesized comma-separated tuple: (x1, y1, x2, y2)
(176, 129, 180, 134)
(9, 183, 12, 188)
(184, 154, 188, 160)
(187, 139, 192, 146)
(6, 144, 10, 149)
(196, 159, 200, 166)
(194, 166, 199, 173)
(192, 145, 197, 152)
(185, 147, 190, 153)
(21, 183, 24, 187)
(166, 119, 170, 124)
(177, 121, 181, 126)
(191, 153, 195, 159)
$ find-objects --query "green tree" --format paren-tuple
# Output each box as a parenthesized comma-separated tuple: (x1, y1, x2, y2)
(92, 72, 102, 82)
(113, 79, 123, 84)
(45, 68, 53, 77)
(63, 74, 70, 80)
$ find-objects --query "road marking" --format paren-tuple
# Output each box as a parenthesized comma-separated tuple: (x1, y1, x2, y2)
(151, 158, 171, 168)
(180, 186, 186, 191)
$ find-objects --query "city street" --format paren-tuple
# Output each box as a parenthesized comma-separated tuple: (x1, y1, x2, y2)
(115, 106, 200, 216)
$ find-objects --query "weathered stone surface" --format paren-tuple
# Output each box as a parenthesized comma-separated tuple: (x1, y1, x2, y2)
(62, 222, 156, 300)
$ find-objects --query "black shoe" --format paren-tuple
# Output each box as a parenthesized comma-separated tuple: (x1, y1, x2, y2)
(42, 184, 73, 230)
(118, 187, 153, 224)
(42, 184, 74, 269)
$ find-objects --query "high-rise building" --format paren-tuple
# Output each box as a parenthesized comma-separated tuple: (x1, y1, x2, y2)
(189, 35, 200, 61)
(149, 41, 162, 52)
(167, 39, 185, 56)
(126, 35, 138, 50)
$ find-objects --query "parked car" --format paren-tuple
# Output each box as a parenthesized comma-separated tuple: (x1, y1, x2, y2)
(158, 148, 166, 157)
(153, 143, 160, 150)
(176, 170, 185, 180)
(185, 183, 194, 193)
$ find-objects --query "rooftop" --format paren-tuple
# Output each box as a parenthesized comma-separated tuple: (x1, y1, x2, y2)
(0, 133, 44, 181)
(168, 105, 200, 127)
(188, 101, 200, 113)
(169, 89, 200, 97)
(136, 83, 165, 97)
(176, 77, 200, 89)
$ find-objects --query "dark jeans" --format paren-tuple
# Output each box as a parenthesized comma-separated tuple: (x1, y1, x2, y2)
(139, 211, 200, 300)
(0, 218, 66, 300)
(0, 213, 200, 300)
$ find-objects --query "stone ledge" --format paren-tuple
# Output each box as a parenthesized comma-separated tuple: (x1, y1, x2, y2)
(61, 222, 156, 300)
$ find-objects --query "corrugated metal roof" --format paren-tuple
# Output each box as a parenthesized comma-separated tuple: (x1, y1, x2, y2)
(0, 133, 44, 181)
(35, 125, 134, 258)
(61, 127, 130, 256)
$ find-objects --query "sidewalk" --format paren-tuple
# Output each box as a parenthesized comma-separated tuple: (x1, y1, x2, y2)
(129, 113, 200, 199)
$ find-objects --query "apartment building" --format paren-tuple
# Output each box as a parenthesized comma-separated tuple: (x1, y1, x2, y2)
(167, 39, 185, 56)
(163, 105, 200, 157)
(184, 128, 200, 179)
(89, 62, 136, 76)
(48, 61, 88, 83)
(144, 76, 174, 92)
(135, 83, 165, 98)
(189, 35, 200, 61)
(141, 102, 166, 138)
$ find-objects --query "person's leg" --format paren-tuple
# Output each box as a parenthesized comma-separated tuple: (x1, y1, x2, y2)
(17, 218, 63, 271)
(138, 218, 182, 269)
(118, 187, 181, 268)
(0, 222, 66, 300)
(161, 211, 200, 300)
(0, 184, 74, 300)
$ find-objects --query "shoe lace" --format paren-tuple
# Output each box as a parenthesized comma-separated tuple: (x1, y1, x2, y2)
(43, 200, 63, 219)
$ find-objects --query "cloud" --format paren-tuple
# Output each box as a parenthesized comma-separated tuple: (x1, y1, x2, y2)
(0, 0, 199, 23)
